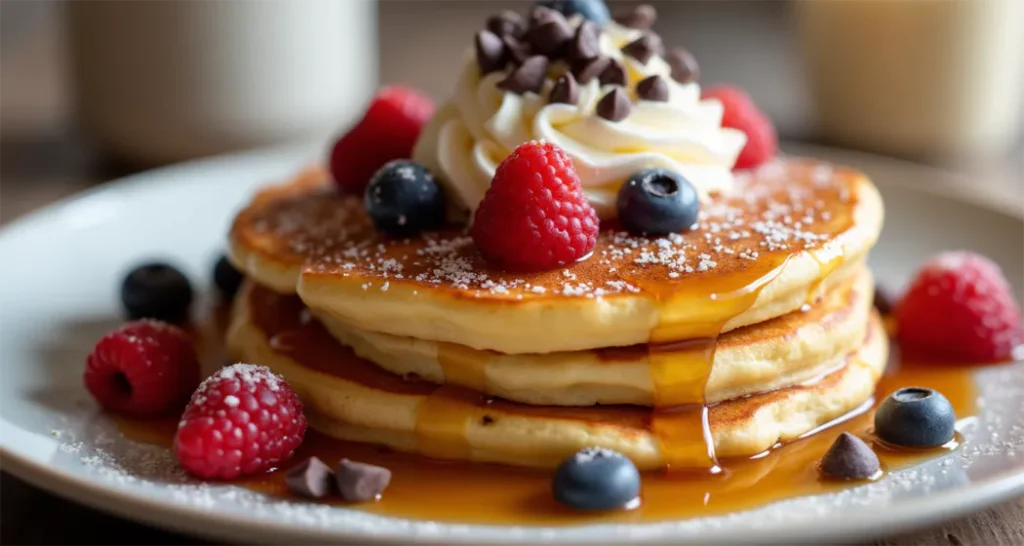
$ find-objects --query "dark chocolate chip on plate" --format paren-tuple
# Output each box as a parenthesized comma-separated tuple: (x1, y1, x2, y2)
(636, 75, 669, 102)
(285, 456, 336, 499)
(475, 30, 507, 75)
(598, 58, 627, 86)
(666, 47, 700, 83)
(621, 33, 663, 65)
(549, 72, 580, 105)
(336, 458, 392, 502)
(614, 4, 657, 29)
(596, 87, 632, 122)
(498, 55, 549, 95)
(572, 55, 611, 84)
(486, 10, 525, 38)
(819, 432, 880, 480)
(568, 20, 601, 63)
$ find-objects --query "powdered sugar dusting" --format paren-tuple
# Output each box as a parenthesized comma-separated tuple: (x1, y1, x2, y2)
(249, 159, 858, 301)
(192, 363, 284, 409)
(213, 363, 282, 390)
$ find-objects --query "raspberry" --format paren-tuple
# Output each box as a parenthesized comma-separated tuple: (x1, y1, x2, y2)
(174, 363, 306, 479)
(701, 86, 777, 170)
(329, 86, 435, 194)
(471, 141, 599, 271)
(84, 320, 199, 417)
(897, 252, 1023, 363)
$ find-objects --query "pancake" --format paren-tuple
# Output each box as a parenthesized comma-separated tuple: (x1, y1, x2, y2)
(302, 266, 874, 406)
(227, 283, 889, 469)
(228, 158, 884, 354)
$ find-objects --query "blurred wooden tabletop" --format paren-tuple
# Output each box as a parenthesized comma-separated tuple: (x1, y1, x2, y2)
(1, 2, 1021, 545)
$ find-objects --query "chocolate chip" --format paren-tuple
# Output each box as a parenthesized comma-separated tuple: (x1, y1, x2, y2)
(530, 19, 573, 58)
(596, 87, 631, 122)
(475, 30, 507, 75)
(285, 457, 335, 499)
(335, 458, 392, 502)
(502, 35, 533, 65)
(621, 33, 662, 65)
(572, 55, 611, 84)
(819, 432, 880, 480)
(666, 47, 700, 83)
(549, 72, 580, 105)
(599, 59, 627, 86)
(486, 10, 524, 38)
(568, 20, 601, 63)
(873, 284, 898, 315)
(636, 75, 669, 102)
(529, 5, 562, 28)
(614, 4, 657, 29)
(498, 55, 549, 95)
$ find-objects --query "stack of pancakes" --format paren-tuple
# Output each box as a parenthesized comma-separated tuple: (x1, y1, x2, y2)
(227, 158, 886, 470)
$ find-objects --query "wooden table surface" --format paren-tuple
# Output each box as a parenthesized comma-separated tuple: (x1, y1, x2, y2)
(1, 1, 1021, 544)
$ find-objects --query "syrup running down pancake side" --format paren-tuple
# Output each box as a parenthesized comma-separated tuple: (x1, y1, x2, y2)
(228, 282, 889, 469)
(117, 327, 973, 525)
(309, 266, 873, 408)
(228, 158, 884, 471)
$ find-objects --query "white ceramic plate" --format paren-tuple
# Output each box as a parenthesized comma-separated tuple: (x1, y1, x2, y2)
(1, 144, 1021, 545)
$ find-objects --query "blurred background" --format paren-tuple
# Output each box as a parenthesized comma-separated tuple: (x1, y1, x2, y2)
(0, 2, 1022, 543)
(1, 0, 1022, 221)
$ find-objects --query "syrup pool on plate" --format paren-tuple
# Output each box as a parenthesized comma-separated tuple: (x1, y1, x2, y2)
(114, 346, 976, 525)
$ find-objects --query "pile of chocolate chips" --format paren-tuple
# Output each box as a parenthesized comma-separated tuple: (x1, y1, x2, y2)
(473, 4, 702, 122)
(285, 456, 392, 502)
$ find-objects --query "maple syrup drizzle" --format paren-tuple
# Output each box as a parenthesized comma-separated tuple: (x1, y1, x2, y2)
(435, 342, 489, 393)
(421, 254, 801, 471)
(807, 244, 846, 305)
(113, 357, 975, 525)
(111, 291, 984, 525)
(644, 255, 791, 470)
(413, 387, 476, 460)
(425, 344, 501, 460)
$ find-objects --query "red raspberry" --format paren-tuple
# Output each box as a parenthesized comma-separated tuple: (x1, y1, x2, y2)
(897, 252, 1023, 363)
(84, 320, 199, 417)
(472, 141, 599, 271)
(174, 363, 306, 479)
(329, 86, 435, 194)
(701, 86, 777, 170)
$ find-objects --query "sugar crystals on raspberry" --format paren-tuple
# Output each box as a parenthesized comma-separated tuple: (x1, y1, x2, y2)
(174, 363, 307, 479)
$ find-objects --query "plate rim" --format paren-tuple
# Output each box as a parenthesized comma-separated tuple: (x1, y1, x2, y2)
(1, 144, 1022, 544)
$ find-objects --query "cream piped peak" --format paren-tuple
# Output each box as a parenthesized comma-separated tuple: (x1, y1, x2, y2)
(412, 4, 746, 220)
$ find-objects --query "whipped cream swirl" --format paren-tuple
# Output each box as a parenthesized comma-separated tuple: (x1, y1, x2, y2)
(412, 19, 747, 219)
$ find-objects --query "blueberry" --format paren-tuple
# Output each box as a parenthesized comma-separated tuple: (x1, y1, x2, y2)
(874, 387, 956, 448)
(616, 169, 700, 236)
(552, 447, 640, 511)
(213, 254, 244, 301)
(364, 160, 445, 236)
(535, 0, 610, 24)
(120, 262, 193, 323)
